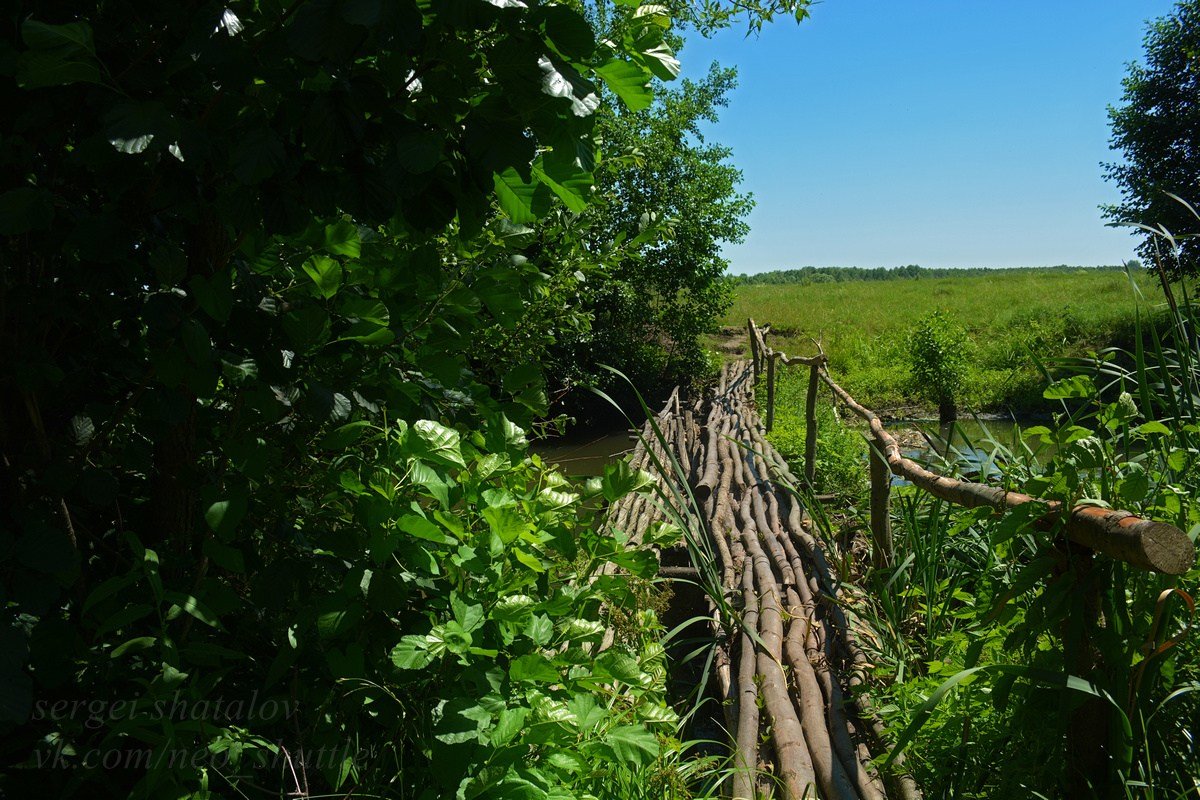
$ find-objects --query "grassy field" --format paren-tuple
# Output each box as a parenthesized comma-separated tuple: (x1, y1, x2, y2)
(722, 268, 1159, 414)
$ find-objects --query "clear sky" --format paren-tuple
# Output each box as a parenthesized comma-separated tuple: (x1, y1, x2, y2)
(676, 0, 1180, 273)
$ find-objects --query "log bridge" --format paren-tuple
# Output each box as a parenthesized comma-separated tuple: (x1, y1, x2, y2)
(603, 320, 1195, 800)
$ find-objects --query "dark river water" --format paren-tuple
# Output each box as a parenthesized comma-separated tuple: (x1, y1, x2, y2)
(531, 431, 637, 477)
(531, 417, 1052, 480)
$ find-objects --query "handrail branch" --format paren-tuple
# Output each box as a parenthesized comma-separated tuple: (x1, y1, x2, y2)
(748, 319, 1195, 575)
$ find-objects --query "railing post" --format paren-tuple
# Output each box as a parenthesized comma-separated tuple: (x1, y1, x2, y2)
(1064, 554, 1108, 798)
(868, 441, 892, 570)
(804, 364, 819, 486)
(765, 354, 776, 432)
(747, 318, 759, 384)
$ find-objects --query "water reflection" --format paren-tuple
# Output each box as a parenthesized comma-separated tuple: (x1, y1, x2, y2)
(531, 431, 635, 477)
(891, 417, 1052, 487)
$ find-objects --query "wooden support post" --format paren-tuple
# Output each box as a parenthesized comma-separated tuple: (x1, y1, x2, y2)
(765, 355, 776, 433)
(1064, 553, 1109, 799)
(868, 441, 892, 570)
(804, 364, 819, 486)
(747, 318, 759, 384)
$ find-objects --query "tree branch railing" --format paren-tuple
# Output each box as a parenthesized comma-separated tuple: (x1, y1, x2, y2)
(747, 318, 1196, 577)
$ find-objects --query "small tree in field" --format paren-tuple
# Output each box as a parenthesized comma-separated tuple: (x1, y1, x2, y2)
(909, 311, 969, 424)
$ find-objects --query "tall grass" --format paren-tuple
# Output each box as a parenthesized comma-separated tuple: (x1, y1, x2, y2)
(724, 268, 1159, 412)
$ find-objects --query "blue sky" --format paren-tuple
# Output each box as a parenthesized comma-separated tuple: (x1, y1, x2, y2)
(676, 1, 1179, 273)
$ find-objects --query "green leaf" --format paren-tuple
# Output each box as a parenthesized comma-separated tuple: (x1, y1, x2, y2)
(533, 160, 591, 213)
(410, 459, 451, 508)
(434, 698, 491, 745)
(340, 296, 389, 325)
(189, 271, 234, 321)
(494, 168, 543, 224)
(513, 548, 545, 572)
(316, 603, 363, 640)
(451, 593, 485, 633)
(202, 539, 245, 573)
(639, 42, 680, 81)
(484, 506, 530, 545)
(594, 59, 653, 112)
(525, 614, 553, 646)
(398, 513, 454, 544)
(411, 420, 466, 469)
(597, 652, 643, 683)
(104, 102, 175, 155)
(204, 497, 247, 540)
(302, 255, 343, 299)
(16, 20, 101, 88)
(600, 460, 652, 503)
(320, 420, 373, 450)
(164, 592, 225, 631)
(110, 636, 157, 659)
(1117, 465, 1150, 503)
(509, 653, 558, 683)
(323, 220, 361, 257)
(541, 6, 595, 59)
(1043, 374, 1096, 400)
(604, 725, 659, 766)
(390, 635, 435, 669)
(491, 707, 530, 746)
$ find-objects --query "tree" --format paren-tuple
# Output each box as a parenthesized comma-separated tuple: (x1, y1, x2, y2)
(1103, 0, 1200, 276)
(1, 1, 811, 796)
(547, 63, 753, 420)
(0, 2, 678, 795)
(909, 311, 970, 424)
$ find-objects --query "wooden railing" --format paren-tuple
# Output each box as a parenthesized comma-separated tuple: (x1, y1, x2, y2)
(747, 318, 1196, 576)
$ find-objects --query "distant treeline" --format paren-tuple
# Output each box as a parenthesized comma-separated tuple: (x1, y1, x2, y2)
(729, 264, 1131, 285)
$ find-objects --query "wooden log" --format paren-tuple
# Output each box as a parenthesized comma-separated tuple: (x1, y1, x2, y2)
(759, 495, 861, 800)
(766, 354, 776, 433)
(694, 421, 721, 503)
(739, 497, 818, 798)
(868, 441, 893, 571)
(819, 368, 1195, 575)
(733, 556, 761, 800)
(714, 641, 738, 739)
(774, 518, 885, 800)
(805, 364, 820, 487)
(748, 317, 761, 384)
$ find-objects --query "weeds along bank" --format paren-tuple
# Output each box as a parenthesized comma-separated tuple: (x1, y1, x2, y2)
(727, 268, 1157, 414)
(757, 284, 1200, 797)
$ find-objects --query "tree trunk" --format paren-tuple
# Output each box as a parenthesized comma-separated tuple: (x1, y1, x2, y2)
(938, 398, 957, 425)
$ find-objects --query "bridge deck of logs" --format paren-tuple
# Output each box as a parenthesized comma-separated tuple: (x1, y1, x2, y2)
(608, 361, 921, 800)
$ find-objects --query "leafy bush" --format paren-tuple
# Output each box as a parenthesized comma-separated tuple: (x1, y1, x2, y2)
(0, 3, 763, 797)
(908, 311, 970, 420)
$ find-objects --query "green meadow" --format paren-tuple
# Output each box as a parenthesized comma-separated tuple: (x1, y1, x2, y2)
(723, 268, 1158, 414)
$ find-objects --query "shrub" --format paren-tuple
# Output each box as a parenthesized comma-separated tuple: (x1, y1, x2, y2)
(908, 311, 970, 422)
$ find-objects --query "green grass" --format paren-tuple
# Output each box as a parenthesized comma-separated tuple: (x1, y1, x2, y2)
(723, 268, 1159, 414)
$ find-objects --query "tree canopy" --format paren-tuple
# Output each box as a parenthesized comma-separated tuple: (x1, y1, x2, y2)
(0, 0, 810, 796)
(1103, 0, 1200, 275)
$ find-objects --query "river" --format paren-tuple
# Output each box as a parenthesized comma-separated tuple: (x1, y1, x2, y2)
(532, 416, 1053, 481)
